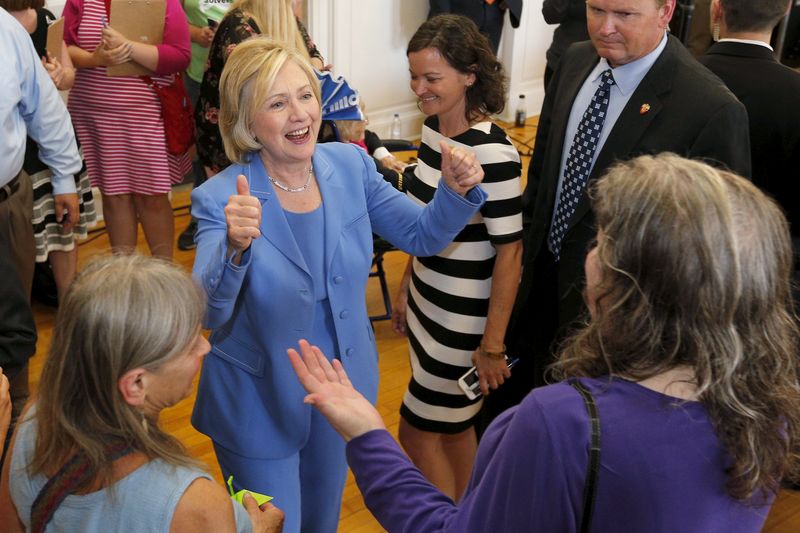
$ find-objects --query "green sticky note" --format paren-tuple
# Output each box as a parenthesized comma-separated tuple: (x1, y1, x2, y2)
(227, 475, 273, 507)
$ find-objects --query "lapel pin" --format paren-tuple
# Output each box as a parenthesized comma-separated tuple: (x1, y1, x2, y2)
(640, 103, 651, 115)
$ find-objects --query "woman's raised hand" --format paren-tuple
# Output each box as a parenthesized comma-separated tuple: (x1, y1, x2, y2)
(288, 340, 385, 442)
(439, 140, 484, 196)
(225, 175, 262, 254)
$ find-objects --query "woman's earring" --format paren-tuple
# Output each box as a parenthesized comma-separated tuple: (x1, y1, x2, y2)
(712, 22, 720, 42)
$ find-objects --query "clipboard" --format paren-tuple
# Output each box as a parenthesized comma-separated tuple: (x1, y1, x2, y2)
(46, 17, 65, 61)
(106, 0, 166, 77)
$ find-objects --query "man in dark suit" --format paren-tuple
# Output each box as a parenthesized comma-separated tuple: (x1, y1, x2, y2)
(428, 0, 523, 53)
(699, 0, 799, 252)
(481, 0, 751, 428)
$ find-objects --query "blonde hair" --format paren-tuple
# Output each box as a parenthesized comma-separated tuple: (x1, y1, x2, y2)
(334, 100, 367, 143)
(554, 154, 800, 500)
(219, 37, 321, 164)
(230, 0, 309, 59)
(31, 255, 206, 488)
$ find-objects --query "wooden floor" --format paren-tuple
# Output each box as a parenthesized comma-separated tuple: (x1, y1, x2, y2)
(24, 118, 800, 531)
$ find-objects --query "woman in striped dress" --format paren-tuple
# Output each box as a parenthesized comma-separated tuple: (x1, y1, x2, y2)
(64, 0, 191, 259)
(392, 14, 523, 502)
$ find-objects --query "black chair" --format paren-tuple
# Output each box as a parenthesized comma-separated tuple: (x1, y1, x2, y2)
(369, 236, 396, 322)
(368, 152, 417, 323)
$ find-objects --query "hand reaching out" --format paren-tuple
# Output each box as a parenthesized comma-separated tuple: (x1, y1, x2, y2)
(288, 340, 385, 442)
(438, 140, 484, 196)
(225, 174, 262, 254)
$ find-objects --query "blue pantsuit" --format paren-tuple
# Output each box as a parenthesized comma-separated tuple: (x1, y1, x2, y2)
(191, 143, 486, 532)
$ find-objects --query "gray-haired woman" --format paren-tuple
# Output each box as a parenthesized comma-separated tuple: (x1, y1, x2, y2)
(0, 255, 283, 532)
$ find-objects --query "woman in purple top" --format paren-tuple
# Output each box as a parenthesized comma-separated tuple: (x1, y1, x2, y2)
(287, 153, 800, 532)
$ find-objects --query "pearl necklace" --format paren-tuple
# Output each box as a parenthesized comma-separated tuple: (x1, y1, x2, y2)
(268, 165, 313, 193)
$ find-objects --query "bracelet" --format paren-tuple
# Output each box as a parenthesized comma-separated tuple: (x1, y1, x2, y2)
(396, 170, 403, 192)
(478, 343, 506, 360)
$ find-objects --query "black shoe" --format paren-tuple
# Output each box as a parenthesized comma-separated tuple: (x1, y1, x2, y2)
(31, 260, 59, 307)
(178, 218, 198, 250)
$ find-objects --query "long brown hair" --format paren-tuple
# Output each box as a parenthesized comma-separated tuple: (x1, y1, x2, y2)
(31, 255, 206, 489)
(554, 154, 800, 500)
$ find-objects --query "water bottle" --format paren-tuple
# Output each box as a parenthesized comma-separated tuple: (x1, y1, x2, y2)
(514, 94, 527, 128)
(390, 113, 402, 139)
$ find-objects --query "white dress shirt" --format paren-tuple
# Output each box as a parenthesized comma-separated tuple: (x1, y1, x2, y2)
(0, 8, 80, 193)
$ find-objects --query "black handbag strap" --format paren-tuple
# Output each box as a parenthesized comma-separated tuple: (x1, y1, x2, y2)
(568, 379, 601, 533)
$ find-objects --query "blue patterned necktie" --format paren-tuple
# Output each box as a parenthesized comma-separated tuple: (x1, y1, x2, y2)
(548, 69, 615, 261)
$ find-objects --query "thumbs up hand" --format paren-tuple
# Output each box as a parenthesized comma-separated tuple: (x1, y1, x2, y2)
(439, 141, 484, 197)
(225, 174, 262, 254)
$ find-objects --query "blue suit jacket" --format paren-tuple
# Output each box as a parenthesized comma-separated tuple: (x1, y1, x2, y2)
(190, 142, 486, 458)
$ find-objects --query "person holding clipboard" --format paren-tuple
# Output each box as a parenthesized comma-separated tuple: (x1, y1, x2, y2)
(64, 0, 192, 259)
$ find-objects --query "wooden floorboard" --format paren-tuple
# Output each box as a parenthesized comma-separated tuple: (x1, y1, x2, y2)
(25, 117, 800, 531)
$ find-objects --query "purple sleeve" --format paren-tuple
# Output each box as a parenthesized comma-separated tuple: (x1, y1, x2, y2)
(346, 394, 582, 532)
(62, 0, 83, 46)
(154, 0, 191, 75)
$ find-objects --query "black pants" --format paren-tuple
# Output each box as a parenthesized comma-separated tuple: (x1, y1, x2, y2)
(0, 172, 37, 468)
(478, 244, 564, 435)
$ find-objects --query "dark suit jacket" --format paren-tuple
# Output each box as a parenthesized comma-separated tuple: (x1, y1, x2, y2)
(518, 35, 750, 331)
(429, 0, 523, 26)
(699, 41, 800, 236)
(542, 0, 588, 69)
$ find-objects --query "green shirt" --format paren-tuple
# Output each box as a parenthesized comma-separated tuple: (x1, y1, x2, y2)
(182, 0, 231, 82)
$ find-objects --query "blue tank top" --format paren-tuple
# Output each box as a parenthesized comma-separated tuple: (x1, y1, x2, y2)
(284, 205, 340, 359)
(9, 406, 253, 532)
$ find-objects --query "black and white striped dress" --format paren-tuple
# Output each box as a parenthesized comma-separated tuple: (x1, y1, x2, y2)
(400, 117, 522, 433)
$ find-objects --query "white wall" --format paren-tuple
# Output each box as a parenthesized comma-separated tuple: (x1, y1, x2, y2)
(308, 0, 556, 139)
(46, 0, 557, 138)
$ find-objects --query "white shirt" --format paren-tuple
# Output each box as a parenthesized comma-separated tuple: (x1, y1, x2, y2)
(0, 8, 80, 192)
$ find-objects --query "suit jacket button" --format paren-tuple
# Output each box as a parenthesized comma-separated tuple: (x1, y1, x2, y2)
(339, 310, 349, 319)
(333, 276, 344, 284)
(345, 348, 354, 357)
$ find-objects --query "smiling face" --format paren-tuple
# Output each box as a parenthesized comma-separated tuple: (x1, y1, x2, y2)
(408, 47, 475, 126)
(586, 0, 673, 67)
(251, 60, 321, 172)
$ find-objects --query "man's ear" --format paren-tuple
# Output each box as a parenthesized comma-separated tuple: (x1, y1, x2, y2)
(709, 0, 722, 24)
(118, 368, 147, 407)
(659, 0, 678, 29)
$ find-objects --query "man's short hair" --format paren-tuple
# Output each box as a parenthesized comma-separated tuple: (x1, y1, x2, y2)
(721, 0, 789, 33)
